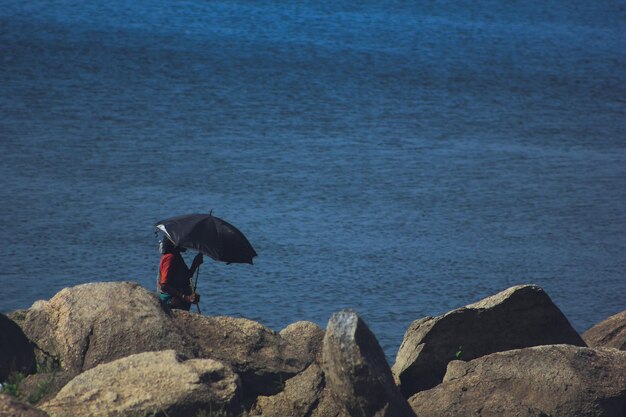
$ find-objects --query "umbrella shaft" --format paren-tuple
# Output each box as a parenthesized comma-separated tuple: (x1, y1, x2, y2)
(193, 265, 200, 293)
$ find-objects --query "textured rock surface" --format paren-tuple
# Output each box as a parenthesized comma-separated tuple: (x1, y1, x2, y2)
(322, 310, 415, 417)
(393, 284, 586, 397)
(251, 363, 323, 417)
(41, 350, 241, 417)
(16, 282, 193, 378)
(408, 344, 626, 417)
(251, 363, 350, 417)
(583, 310, 626, 350)
(0, 313, 35, 381)
(172, 311, 311, 400)
(0, 394, 49, 417)
(280, 320, 325, 363)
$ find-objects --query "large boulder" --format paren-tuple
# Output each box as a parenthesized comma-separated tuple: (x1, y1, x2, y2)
(251, 363, 350, 417)
(280, 321, 325, 363)
(41, 350, 241, 417)
(0, 313, 36, 382)
(322, 310, 415, 417)
(0, 394, 49, 417)
(408, 344, 626, 417)
(583, 310, 626, 350)
(171, 311, 311, 401)
(16, 282, 193, 378)
(393, 284, 586, 397)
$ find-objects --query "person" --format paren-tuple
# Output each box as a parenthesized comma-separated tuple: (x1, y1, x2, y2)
(157, 237, 203, 311)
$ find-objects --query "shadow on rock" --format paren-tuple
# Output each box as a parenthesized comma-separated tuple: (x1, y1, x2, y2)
(408, 344, 626, 417)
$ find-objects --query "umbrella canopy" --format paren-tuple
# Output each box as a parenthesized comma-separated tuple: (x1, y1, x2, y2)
(155, 213, 257, 264)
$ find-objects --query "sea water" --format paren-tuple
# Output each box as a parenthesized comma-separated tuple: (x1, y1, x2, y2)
(1, 0, 625, 360)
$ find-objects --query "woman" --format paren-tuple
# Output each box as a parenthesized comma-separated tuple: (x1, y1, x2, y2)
(157, 237, 203, 310)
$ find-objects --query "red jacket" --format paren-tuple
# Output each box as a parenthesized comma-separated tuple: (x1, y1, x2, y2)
(159, 253, 192, 294)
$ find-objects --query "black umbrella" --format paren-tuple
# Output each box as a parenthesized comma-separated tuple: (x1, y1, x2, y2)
(155, 212, 257, 264)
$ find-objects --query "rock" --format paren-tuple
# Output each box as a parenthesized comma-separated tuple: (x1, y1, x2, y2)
(0, 394, 49, 417)
(251, 363, 323, 417)
(393, 284, 586, 397)
(0, 313, 36, 382)
(171, 311, 311, 401)
(6, 309, 29, 329)
(408, 344, 626, 417)
(311, 390, 353, 417)
(280, 321, 325, 363)
(251, 363, 350, 417)
(583, 310, 626, 350)
(41, 350, 241, 417)
(16, 282, 193, 379)
(322, 310, 416, 417)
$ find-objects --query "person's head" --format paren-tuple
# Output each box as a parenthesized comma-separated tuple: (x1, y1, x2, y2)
(159, 236, 175, 254)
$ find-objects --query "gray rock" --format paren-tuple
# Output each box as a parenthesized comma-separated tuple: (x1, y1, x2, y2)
(311, 390, 352, 417)
(408, 344, 626, 417)
(171, 311, 311, 401)
(41, 350, 241, 417)
(16, 282, 193, 380)
(251, 363, 323, 417)
(322, 310, 415, 417)
(393, 284, 586, 397)
(0, 313, 35, 382)
(251, 363, 350, 417)
(0, 394, 49, 417)
(583, 310, 626, 350)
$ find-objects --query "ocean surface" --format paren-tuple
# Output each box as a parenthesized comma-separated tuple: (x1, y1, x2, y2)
(1, 0, 625, 361)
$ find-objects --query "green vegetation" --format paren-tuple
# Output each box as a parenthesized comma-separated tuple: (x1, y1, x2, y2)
(193, 409, 258, 417)
(0, 359, 60, 404)
(194, 408, 251, 417)
(194, 410, 228, 417)
(26, 372, 56, 404)
(0, 371, 24, 397)
(132, 407, 258, 417)
(36, 358, 61, 374)
(455, 346, 464, 360)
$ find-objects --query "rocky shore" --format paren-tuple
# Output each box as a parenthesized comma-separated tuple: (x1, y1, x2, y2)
(1, 282, 624, 417)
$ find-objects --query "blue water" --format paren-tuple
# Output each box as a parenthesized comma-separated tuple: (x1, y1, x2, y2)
(1, 0, 625, 360)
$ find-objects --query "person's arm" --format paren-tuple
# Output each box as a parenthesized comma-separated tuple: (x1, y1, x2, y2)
(190, 253, 204, 276)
